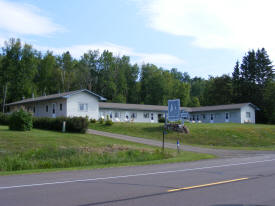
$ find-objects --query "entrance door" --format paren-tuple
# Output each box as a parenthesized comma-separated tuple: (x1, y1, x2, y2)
(150, 113, 154, 122)
(125, 112, 129, 121)
(158, 114, 162, 122)
(225, 112, 229, 123)
(52, 103, 56, 118)
(210, 113, 214, 123)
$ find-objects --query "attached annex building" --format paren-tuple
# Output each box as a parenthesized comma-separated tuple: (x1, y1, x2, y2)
(7, 89, 258, 124)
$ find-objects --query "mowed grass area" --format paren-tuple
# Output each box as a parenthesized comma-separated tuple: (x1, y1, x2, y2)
(89, 122, 275, 150)
(0, 126, 214, 175)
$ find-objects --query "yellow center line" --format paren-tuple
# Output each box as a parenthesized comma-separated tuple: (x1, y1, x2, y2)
(168, 177, 250, 192)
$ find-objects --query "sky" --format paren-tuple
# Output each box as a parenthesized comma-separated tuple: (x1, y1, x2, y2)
(0, 0, 274, 78)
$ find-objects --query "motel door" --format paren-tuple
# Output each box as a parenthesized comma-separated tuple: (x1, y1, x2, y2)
(150, 113, 154, 122)
(210, 113, 214, 123)
(52, 103, 56, 118)
(225, 112, 229, 123)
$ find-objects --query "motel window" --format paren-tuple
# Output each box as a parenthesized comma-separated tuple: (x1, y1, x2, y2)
(246, 112, 251, 118)
(60, 104, 62, 111)
(109, 112, 113, 119)
(192, 115, 195, 121)
(197, 115, 199, 121)
(79, 103, 88, 111)
(33, 106, 35, 113)
(115, 112, 119, 118)
(151, 113, 154, 120)
(202, 114, 206, 119)
(144, 113, 149, 118)
(46, 105, 48, 112)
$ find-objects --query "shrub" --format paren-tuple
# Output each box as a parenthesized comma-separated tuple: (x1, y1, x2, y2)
(33, 116, 88, 133)
(66, 117, 89, 133)
(105, 119, 113, 126)
(0, 112, 10, 125)
(158, 117, 165, 123)
(99, 117, 104, 124)
(105, 115, 113, 126)
(33, 117, 66, 131)
(90, 118, 96, 123)
(9, 109, 32, 131)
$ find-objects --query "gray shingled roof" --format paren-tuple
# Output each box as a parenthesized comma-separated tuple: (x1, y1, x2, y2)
(99, 102, 258, 112)
(99, 102, 191, 112)
(7, 89, 257, 113)
(6, 89, 106, 106)
(188, 103, 259, 112)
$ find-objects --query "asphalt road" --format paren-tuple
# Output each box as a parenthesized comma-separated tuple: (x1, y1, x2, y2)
(1, 154, 275, 206)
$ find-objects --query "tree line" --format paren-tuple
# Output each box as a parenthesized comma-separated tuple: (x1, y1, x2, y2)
(0, 38, 274, 123)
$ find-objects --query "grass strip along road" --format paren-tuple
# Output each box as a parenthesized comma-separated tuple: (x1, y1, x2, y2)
(0, 126, 214, 175)
(89, 122, 275, 150)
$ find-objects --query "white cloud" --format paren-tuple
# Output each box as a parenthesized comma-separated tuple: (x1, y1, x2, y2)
(0, 35, 5, 47)
(37, 42, 184, 68)
(137, 0, 275, 59)
(0, 0, 62, 35)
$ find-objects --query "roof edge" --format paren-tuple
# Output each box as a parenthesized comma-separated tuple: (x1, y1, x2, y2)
(63, 89, 106, 101)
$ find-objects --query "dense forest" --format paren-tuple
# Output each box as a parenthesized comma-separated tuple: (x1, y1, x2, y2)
(0, 38, 274, 123)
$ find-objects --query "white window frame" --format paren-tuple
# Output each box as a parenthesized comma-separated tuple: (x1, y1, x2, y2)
(144, 112, 149, 118)
(79, 103, 88, 112)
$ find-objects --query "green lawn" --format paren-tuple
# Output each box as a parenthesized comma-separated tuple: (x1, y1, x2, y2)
(0, 126, 214, 175)
(89, 122, 275, 150)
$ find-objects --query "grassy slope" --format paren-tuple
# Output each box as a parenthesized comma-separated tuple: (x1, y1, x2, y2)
(0, 126, 214, 175)
(89, 122, 275, 150)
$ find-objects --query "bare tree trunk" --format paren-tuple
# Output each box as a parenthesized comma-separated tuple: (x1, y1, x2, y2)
(2, 83, 7, 113)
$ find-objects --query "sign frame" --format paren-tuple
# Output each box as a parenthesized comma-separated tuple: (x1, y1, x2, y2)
(168, 99, 180, 122)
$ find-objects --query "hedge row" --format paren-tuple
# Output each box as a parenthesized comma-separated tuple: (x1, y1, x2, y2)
(0, 112, 88, 133)
(33, 116, 89, 133)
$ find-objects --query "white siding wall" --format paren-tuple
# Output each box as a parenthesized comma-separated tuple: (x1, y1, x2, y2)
(189, 109, 241, 123)
(35, 99, 67, 118)
(99, 109, 165, 123)
(240, 105, 256, 123)
(67, 92, 99, 119)
(10, 99, 67, 118)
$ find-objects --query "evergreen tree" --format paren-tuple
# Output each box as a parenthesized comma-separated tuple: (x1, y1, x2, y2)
(232, 48, 274, 123)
